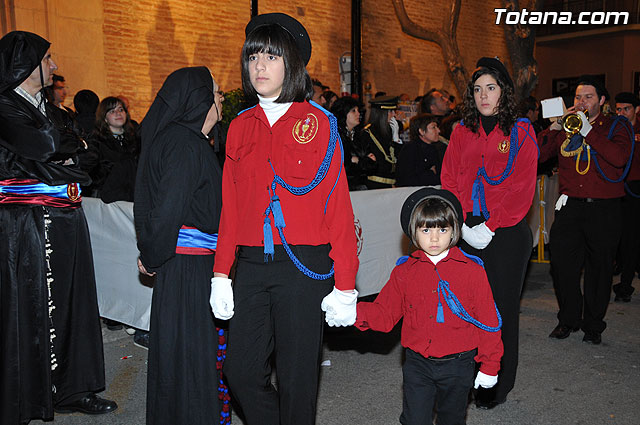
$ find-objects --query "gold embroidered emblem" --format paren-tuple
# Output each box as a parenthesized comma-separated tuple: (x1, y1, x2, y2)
(67, 183, 80, 201)
(498, 139, 510, 153)
(292, 113, 319, 144)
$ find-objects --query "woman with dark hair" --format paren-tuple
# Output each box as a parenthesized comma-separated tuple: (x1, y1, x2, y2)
(395, 113, 447, 187)
(210, 13, 358, 425)
(81, 96, 139, 201)
(441, 57, 538, 409)
(330, 95, 367, 190)
(361, 95, 399, 189)
(134, 66, 225, 425)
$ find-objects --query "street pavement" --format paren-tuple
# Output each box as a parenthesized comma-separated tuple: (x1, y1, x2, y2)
(32, 262, 640, 425)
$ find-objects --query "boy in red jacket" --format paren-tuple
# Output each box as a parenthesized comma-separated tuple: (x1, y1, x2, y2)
(355, 188, 503, 425)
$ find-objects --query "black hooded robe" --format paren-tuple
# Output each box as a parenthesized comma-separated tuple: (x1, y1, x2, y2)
(0, 32, 105, 424)
(134, 67, 225, 425)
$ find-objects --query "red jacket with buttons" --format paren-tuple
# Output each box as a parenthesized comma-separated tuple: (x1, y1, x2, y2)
(214, 101, 358, 290)
(538, 114, 632, 198)
(441, 120, 538, 232)
(355, 247, 503, 375)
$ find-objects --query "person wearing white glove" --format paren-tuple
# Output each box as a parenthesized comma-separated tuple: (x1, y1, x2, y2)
(474, 371, 498, 389)
(389, 116, 401, 143)
(461, 222, 495, 250)
(210, 276, 234, 320)
(440, 57, 538, 409)
(362, 95, 400, 189)
(321, 287, 358, 326)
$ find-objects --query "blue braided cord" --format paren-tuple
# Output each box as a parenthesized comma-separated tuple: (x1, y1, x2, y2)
(625, 182, 640, 198)
(458, 248, 485, 267)
(396, 255, 410, 266)
(590, 115, 635, 183)
(261, 102, 340, 280)
(236, 104, 257, 116)
(276, 226, 335, 279)
(473, 119, 534, 219)
(435, 270, 501, 331)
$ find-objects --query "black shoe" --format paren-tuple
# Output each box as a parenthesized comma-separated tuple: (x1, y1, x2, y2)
(548, 324, 579, 339)
(103, 318, 123, 331)
(582, 331, 602, 345)
(474, 387, 505, 410)
(55, 393, 118, 415)
(133, 331, 149, 350)
(613, 283, 634, 302)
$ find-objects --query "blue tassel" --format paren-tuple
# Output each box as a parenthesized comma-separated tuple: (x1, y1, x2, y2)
(263, 217, 274, 261)
(472, 177, 481, 217)
(271, 196, 286, 229)
(436, 302, 444, 323)
(396, 255, 409, 266)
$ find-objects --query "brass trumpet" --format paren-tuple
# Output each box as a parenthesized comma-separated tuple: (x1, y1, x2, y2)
(562, 109, 589, 134)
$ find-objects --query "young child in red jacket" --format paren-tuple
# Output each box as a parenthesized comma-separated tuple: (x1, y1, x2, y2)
(355, 187, 504, 425)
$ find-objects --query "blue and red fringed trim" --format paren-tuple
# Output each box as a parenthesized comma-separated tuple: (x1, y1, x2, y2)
(217, 327, 231, 424)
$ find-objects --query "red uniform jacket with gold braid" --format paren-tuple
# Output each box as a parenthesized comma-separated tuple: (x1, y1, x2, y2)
(214, 101, 358, 290)
(538, 114, 632, 198)
(441, 120, 538, 232)
(355, 248, 503, 375)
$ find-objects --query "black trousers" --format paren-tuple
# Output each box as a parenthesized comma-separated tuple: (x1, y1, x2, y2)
(460, 217, 531, 403)
(223, 245, 334, 425)
(549, 198, 622, 333)
(400, 349, 476, 425)
(618, 181, 640, 293)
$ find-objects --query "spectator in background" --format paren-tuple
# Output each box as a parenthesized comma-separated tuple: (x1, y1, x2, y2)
(420, 88, 451, 117)
(45, 73, 74, 116)
(73, 89, 100, 138)
(360, 95, 399, 189)
(80, 96, 140, 201)
(396, 113, 446, 187)
(331, 95, 368, 190)
(517, 96, 542, 133)
(321, 90, 338, 109)
(312, 78, 324, 104)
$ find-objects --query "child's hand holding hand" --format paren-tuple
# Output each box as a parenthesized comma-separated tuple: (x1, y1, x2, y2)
(474, 371, 498, 389)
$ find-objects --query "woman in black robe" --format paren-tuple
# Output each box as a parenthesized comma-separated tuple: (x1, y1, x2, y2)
(133, 66, 226, 424)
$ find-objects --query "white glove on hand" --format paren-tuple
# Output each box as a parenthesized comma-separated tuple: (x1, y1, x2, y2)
(577, 111, 592, 137)
(321, 287, 359, 327)
(389, 117, 400, 143)
(461, 222, 495, 250)
(474, 371, 498, 389)
(555, 193, 568, 211)
(210, 277, 234, 320)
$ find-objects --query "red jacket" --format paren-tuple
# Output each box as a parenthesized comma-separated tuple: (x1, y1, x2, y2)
(538, 114, 632, 198)
(625, 121, 640, 182)
(441, 120, 538, 231)
(355, 247, 503, 375)
(214, 101, 358, 290)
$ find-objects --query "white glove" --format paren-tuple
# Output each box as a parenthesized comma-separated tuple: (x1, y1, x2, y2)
(576, 111, 592, 137)
(555, 193, 568, 211)
(461, 222, 495, 250)
(474, 371, 498, 389)
(209, 277, 234, 320)
(389, 117, 400, 143)
(321, 287, 359, 327)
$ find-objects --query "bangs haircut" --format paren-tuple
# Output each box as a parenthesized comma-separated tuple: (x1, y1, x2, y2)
(95, 96, 134, 137)
(409, 113, 439, 143)
(408, 197, 460, 248)
(241, 24, 313, 104)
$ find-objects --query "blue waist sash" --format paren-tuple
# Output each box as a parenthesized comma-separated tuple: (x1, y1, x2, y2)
(176, 227, 218, 250)
(0, 182, 81, 199)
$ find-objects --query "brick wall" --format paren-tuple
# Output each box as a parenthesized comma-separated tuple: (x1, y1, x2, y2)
(7, 0, 509, 121)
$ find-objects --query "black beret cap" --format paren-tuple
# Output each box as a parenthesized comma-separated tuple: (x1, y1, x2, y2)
(577, 74, 609, 100)
(400, 187, 463, 238)
(369, 95, 399, 110)
(0, 31, 50, 93)
(245, 13, 312, 65)
(475, 56, 514, 90)
(614, 91, 639, 108)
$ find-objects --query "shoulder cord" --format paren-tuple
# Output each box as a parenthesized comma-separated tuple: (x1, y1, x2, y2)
(435, 268, 502, 332)
(472, 119, 536, 220)
(589, 116, 635, 183)
(262, 105, 343, 280)
(365, 128, 396, 164)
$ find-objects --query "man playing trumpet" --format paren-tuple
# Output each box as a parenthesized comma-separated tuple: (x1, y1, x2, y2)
(538, 75, 633, 345)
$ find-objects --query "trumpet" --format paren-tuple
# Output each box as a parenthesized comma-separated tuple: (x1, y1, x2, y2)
(562, 108, 589, 134)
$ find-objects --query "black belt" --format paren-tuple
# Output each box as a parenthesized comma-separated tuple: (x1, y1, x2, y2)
(568, 196, 617, 203)
(427, 349, 475, 361)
